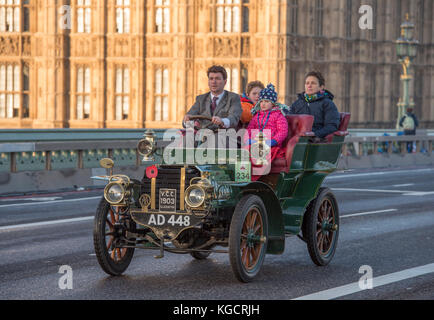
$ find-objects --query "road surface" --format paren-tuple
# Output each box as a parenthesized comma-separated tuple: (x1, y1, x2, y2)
(0, 166, 433, 300)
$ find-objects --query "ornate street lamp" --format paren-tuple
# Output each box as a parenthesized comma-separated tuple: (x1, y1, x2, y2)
(395, 14, 419, 130)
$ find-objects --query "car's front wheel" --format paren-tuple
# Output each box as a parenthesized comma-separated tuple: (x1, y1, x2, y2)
(93, 198, 135, 276)
(229, 194, 268, 282)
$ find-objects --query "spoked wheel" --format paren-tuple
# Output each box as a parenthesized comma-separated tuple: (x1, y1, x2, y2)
(229, 195, 268, 282)
(93, 197, 136, 276)
(304, 187, 339, 266)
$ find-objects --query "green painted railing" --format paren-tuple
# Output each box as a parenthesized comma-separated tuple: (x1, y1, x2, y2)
(0, 129, 168, 142)
(0, 129, 168, 172)
(0, 129, 433, 173)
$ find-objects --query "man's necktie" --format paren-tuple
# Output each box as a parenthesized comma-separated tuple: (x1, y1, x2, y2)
(211, 96, 218, 115)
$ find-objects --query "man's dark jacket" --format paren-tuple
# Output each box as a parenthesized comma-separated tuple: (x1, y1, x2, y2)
(289, 90, 340, 138)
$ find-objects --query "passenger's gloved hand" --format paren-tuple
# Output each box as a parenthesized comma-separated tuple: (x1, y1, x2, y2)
(308, 137, 327, 143)
(266, 139, 278, 147)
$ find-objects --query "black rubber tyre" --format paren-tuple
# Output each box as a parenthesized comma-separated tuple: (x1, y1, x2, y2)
(304, 187, 339, 266)
(229, 194, 268, 283)
(93, 197, 135, 276)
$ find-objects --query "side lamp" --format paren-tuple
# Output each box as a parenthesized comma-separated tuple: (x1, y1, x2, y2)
(138, 129, 156, 161)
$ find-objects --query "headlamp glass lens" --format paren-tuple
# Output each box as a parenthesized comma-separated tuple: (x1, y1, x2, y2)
(187, 187, 205, 207)
(106, 184, 124, 203)
(138, 139, 153, 156)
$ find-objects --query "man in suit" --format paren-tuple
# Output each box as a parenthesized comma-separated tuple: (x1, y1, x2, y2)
(183, 65, 242, 131)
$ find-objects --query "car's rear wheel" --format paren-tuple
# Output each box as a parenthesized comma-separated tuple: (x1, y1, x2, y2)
(93, 198, 135, 276)
(304, 187, 339, 266)
(229, 194, 268, 282)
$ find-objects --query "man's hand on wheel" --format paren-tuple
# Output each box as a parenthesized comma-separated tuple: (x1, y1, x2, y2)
(212, 116, 224, 127)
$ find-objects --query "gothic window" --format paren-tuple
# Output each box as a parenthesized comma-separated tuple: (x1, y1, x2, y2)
(76, 66, 91, 120)
(240, 66, 248, 94)
(371, 0, 377, 40)
(314, 0, 324, 36)
(22, 0, 29, 31)
(242, 0, 249, 32)
(224, 66, 239, 92)
(155, 0, 170, 33)
(368, 70, 376, 121)
(345, 0, 352, 38)
(216, 0, 248, 33)
(343, 70, 351, 113)
(22, 63, 28, 117)
(413, 69, 423, 118)
(115, 66, 130, 120)
(0, 63, 21, 118)
(290, 0, 298, 34)
(115, 0, 130, 33)
(0, 0, 30, 32)
(77, 0, 91, 33)
(290, 70, 297, 101)
(418, 0, 425, 42)
(396, 0, 402, 34)
(154, 68, 169, 121)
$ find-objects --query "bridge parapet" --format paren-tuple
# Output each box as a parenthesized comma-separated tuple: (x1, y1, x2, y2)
(0, 129, 433, 173)
(0, 129, 167, 173)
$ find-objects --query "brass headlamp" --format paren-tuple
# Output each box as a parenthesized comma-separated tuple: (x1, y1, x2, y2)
(103, 175, 131, 205)
(251, 131, 270, 166)
(185, 177, 214, 209)
(138, 129, 156, 161)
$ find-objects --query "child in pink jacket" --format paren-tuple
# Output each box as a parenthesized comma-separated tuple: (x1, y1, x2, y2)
(245, 84, 289, 180)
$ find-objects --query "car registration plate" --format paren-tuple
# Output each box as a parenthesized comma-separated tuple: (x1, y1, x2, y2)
(144, 213, 191, 227)
(159, 188, 176, 212)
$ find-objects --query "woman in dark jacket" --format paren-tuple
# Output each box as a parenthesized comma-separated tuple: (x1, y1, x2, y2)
(289, 71, 340, 139)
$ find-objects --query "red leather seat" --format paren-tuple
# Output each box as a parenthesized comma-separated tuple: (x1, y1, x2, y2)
(269, 113, 351, 174)
(270, 115, 314, 174)
(325, 113, 351, 142)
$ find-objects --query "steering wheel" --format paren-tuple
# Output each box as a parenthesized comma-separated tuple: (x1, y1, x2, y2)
(184, 115, 216, 131)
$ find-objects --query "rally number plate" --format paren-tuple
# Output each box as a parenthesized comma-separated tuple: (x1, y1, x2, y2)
(235, 161, 251, 182)
(159, 188, 176, 212)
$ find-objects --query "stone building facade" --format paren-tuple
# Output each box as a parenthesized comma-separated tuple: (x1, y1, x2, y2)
(0, 0, 432, 129)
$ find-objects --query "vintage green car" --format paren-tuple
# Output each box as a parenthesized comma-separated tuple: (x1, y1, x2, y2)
(93, 113, 351, 282)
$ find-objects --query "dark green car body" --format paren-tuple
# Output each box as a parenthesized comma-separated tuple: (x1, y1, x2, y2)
(137, 134, 345, 255)
(94, 114, 349, 282)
